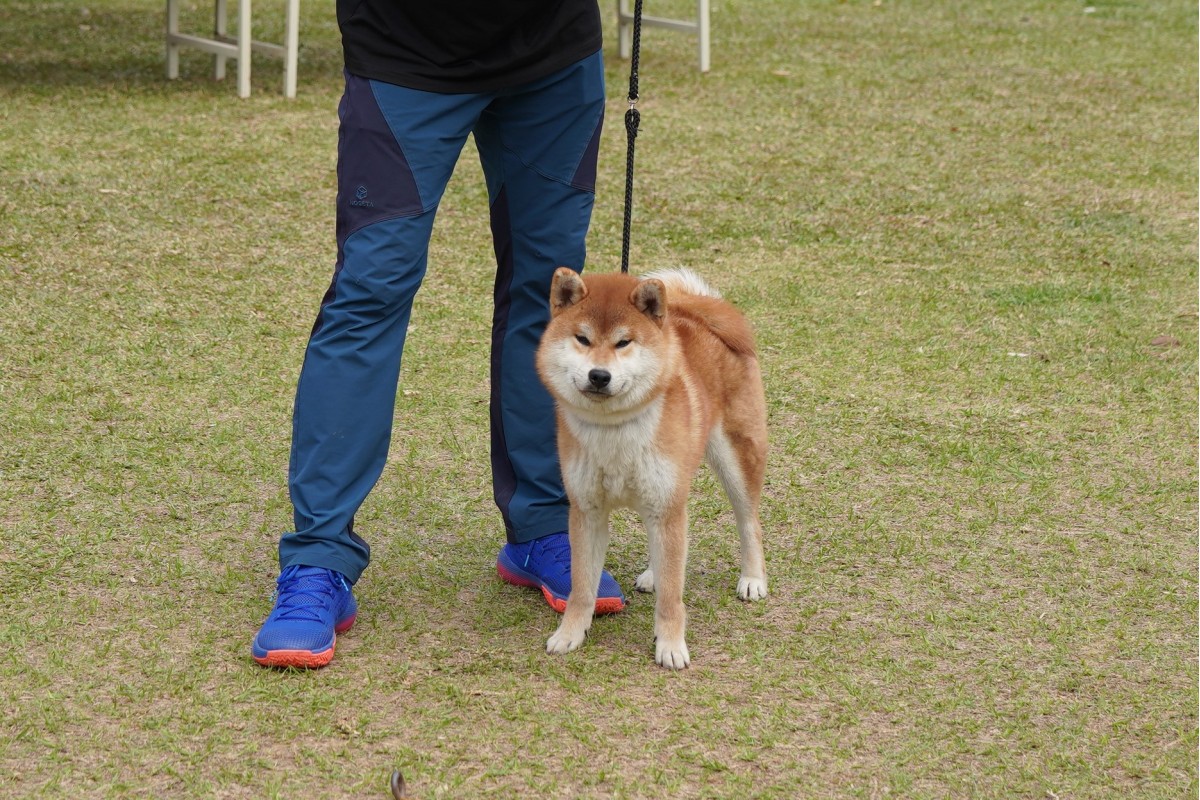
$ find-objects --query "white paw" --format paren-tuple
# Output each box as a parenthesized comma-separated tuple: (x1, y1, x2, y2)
(737, 576, 768, 601)
(655, 638, 690, 670)
(635, 569, 655, 593)
(546, 624, 588, 655)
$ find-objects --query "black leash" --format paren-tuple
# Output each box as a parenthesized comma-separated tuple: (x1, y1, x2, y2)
(619, 0, 644, 274)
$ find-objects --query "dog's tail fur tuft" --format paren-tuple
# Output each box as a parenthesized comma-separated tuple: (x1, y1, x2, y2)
(643, 268, 757, 357)
(642, 267, 721, 299)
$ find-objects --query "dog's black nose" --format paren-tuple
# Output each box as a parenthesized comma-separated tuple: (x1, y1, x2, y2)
(588, 368, 611, 389)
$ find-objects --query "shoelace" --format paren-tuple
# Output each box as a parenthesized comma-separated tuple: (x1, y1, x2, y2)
(527, 534, 571, 577)
(271, 568, 341, 623)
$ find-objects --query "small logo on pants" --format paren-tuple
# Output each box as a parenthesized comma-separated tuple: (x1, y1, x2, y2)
(350, 185, 375, 208)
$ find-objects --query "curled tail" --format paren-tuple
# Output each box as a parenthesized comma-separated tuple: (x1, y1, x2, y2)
(641, 268, 756, 357)
(642, 267, 722, 299)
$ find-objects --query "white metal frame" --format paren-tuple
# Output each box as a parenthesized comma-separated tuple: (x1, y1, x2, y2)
(618, 0, 711, 73)
(166, 0, 300, 98)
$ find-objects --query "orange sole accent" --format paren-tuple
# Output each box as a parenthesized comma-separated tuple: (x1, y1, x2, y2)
(498, 565, 625, 615)
(593, 595, 626, 615)
(539, 586, 568, 613)
(538, 587, 626, 615)
(254, 644, 336, 669)
(253, 614, 355, 669)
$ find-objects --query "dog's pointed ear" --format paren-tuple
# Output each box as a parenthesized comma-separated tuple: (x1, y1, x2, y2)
(631, 278, 667, 327)
(550, 268, 587, 317)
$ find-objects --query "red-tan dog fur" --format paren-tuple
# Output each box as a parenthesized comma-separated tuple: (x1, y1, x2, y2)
(535, 267, 768, 669)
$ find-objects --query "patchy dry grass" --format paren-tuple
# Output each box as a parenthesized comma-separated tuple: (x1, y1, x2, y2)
(0, 0, 1195, 797)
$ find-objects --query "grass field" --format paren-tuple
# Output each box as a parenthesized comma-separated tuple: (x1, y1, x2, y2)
(1, 1, 1196, 797)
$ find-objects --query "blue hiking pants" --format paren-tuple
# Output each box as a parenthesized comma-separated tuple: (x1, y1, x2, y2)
(279, 53, 605, 583)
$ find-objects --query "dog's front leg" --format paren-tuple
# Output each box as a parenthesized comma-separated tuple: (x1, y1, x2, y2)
(649, 503, 690, 669)
(546, 505, 609, 655)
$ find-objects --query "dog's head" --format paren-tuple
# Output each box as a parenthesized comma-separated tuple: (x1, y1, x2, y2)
(536, 268, 671, 416)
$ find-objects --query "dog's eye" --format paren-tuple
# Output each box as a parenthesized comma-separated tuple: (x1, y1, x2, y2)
(615, 339, 632, 349)
(575, 335, 591, 347)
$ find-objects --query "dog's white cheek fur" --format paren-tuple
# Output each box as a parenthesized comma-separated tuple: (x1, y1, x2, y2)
(543, 338, 586, 400)
(609, 345, 664, 410)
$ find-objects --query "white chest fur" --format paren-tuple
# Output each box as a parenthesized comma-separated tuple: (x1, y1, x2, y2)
(561, 399, 678, 514)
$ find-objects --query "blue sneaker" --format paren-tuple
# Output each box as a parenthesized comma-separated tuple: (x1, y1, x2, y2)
(497, 532, 626, 614)
(252, 565, 357, 668)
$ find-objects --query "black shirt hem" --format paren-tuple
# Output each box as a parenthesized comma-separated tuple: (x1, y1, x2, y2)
(343, 40, 602, 94)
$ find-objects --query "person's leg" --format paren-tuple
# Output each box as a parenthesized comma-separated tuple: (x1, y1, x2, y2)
(282, 75, 491, 578)
(255, 74, 489, 667)
(476, 51, 605, 543)
(477, 51, 625, 613)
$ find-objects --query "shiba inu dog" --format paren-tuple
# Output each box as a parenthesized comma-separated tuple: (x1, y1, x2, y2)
(535, 267, 768, 669)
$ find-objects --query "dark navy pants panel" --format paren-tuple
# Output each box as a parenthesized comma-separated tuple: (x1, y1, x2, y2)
(476, 51, 605, 543)
(369, 79, 488, 214)
(487, 185, 519, 529)
(335, 72, 425, 247)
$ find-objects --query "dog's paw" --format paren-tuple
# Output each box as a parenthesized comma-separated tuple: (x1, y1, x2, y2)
(655, 638, 690, 670)
(737, 576, 768, 601)
(635, 569, 655, 593)
(546, 625, 588, 655)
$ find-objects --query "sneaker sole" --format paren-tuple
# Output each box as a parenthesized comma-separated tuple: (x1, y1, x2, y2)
(253, 614, 357, 669)
(496, 563, 626, 615)
(254, 646, 337, 669)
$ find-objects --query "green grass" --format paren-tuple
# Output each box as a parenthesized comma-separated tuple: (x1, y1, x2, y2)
(1, 0, 1196, 797)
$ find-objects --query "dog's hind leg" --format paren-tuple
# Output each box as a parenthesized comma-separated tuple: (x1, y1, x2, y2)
(635, 527, 658, 594)
(547, 505, 609, 655)
(634, 567, 656, 593)
(706, 421, 768, 601)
